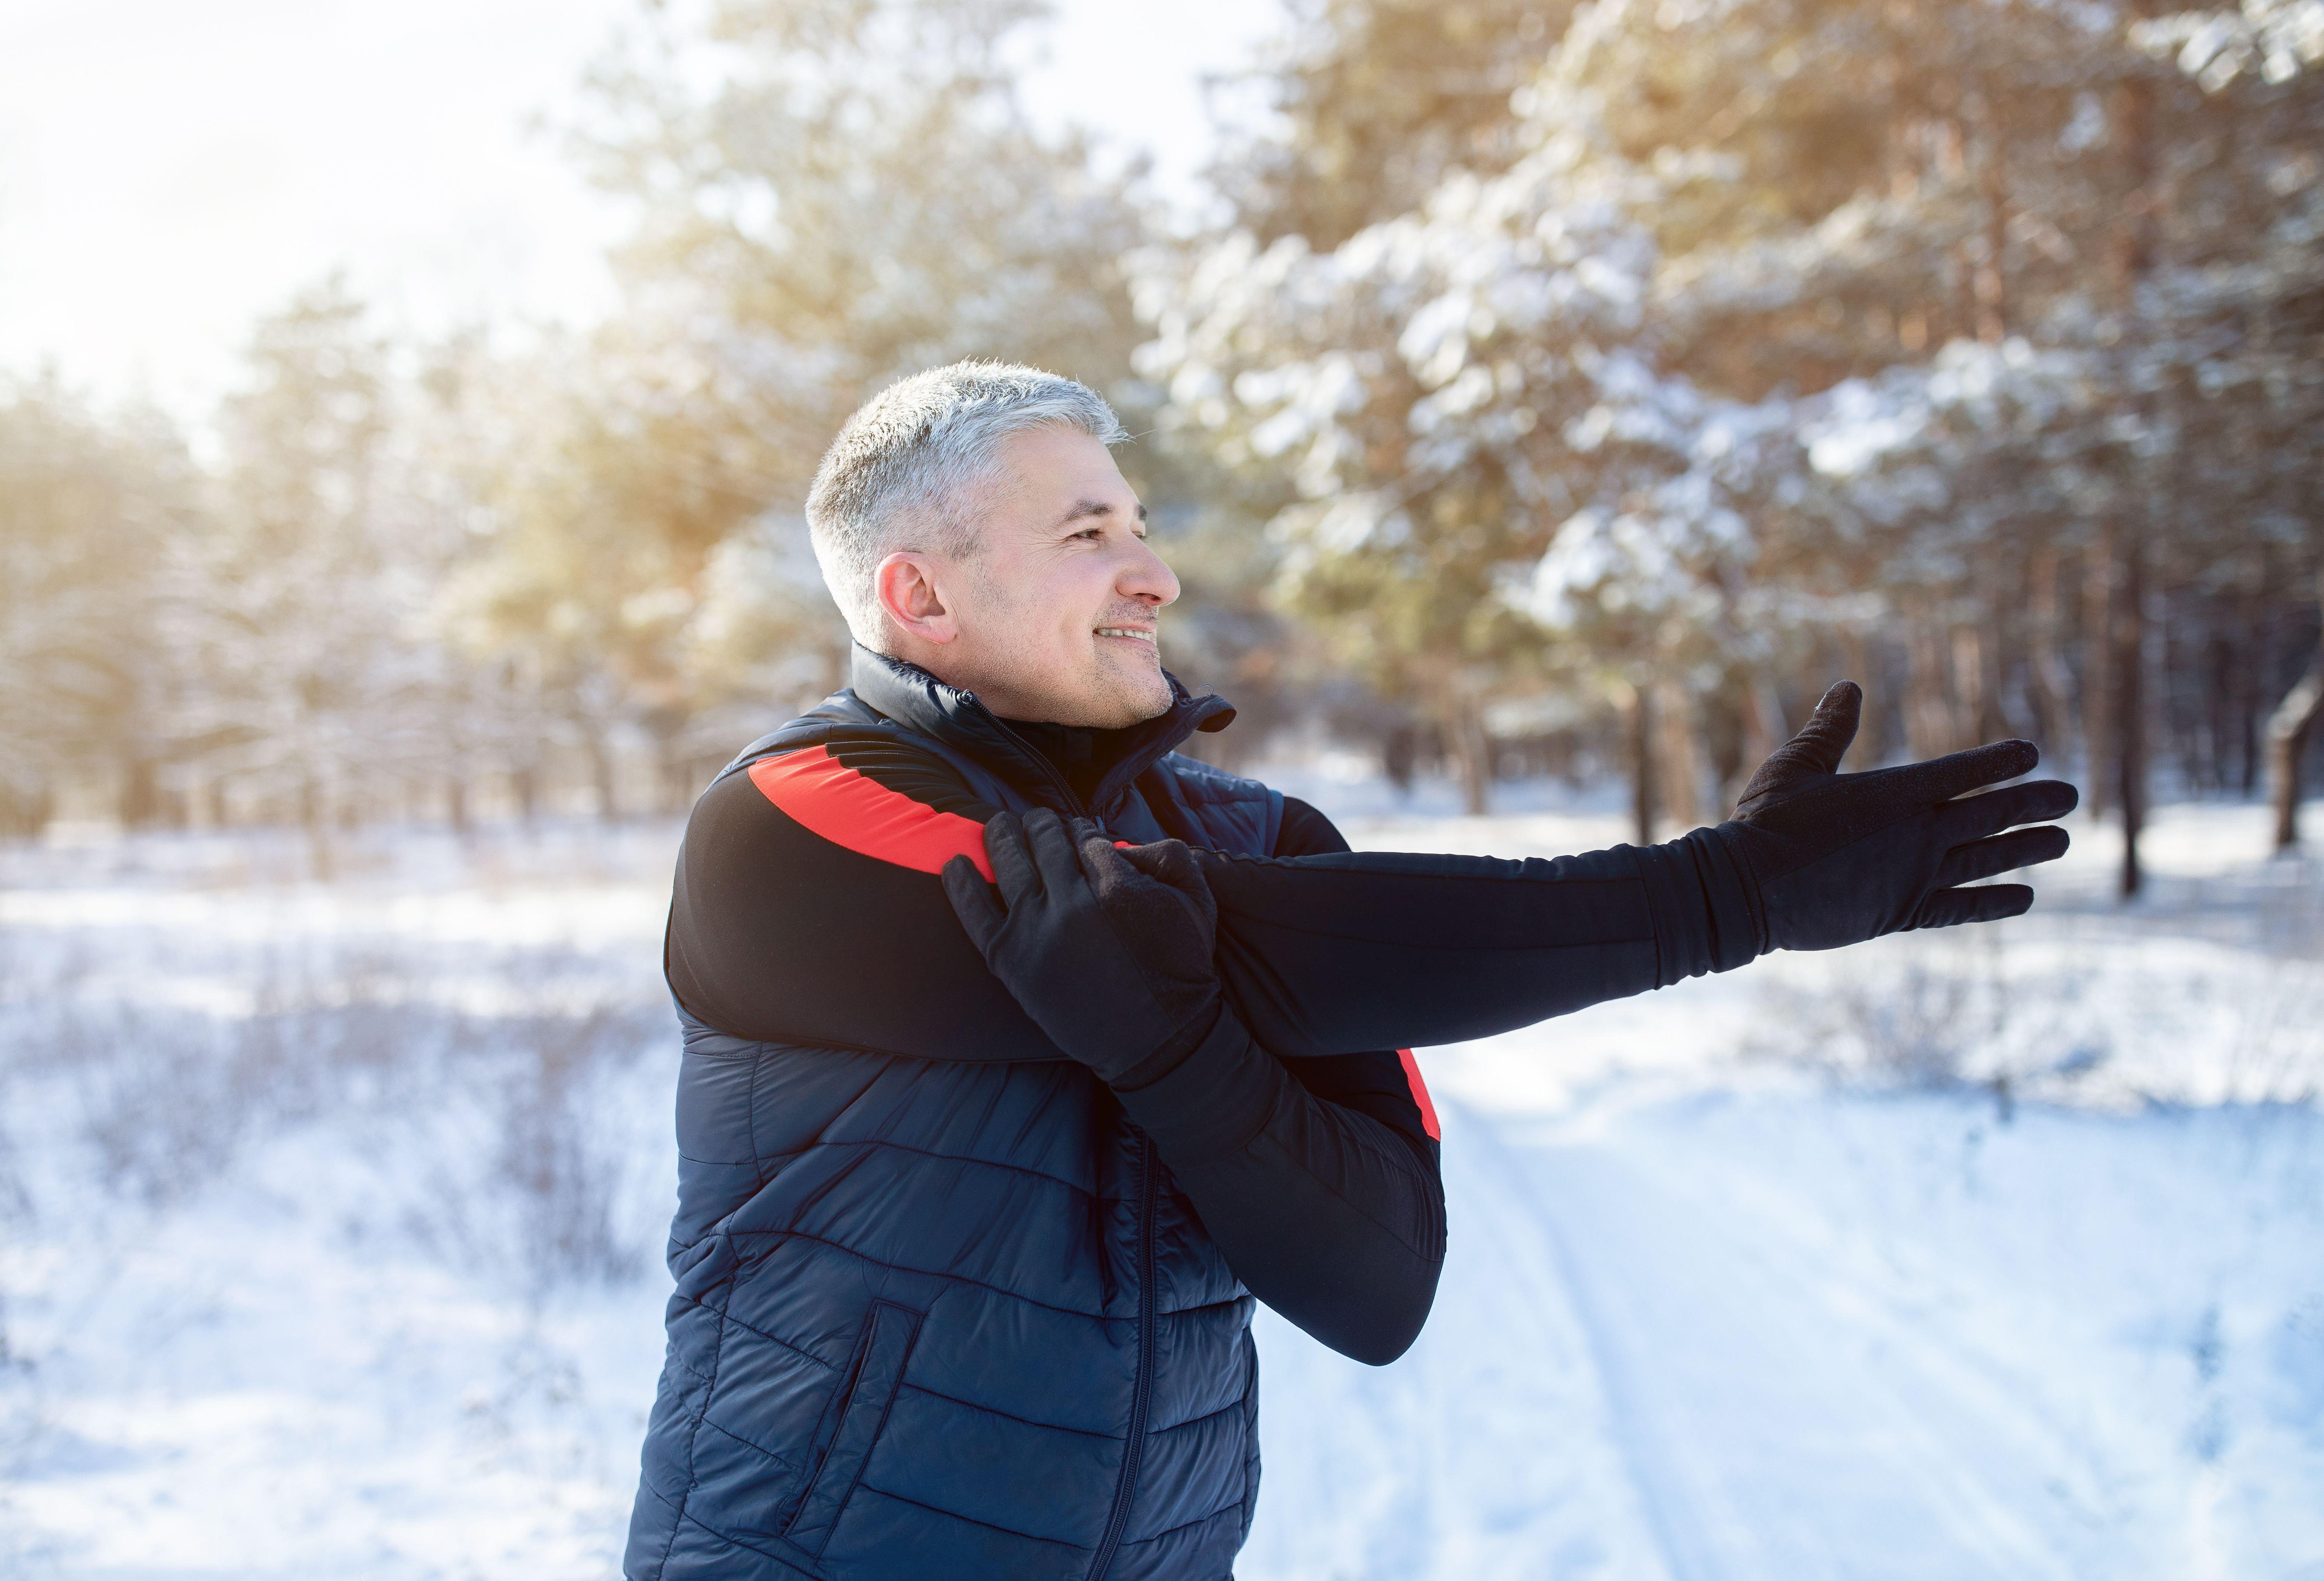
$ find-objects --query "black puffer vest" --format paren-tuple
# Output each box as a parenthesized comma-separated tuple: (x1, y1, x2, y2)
(626, 650, 1284, 1580)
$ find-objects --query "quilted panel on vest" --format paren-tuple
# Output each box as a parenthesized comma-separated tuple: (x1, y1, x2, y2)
(632, 1042, 1258, 1578)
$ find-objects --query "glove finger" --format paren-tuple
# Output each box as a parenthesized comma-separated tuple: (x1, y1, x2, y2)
(1931, 825, 2070, 890)
(1736, 680, 1860, 810)
(1066, 818, 1140, 886)
(1073, 825, 1138, 890)
(1023, 806, 1084, 895)
(1116, 838, 1198, 891)
(984, 810, 1043, 906)
(1911, 883, 2034, 931)
(1897, 738, 2041, 805)
(1932, 778, 2079, 843)
(1795, 679, 1863, 771)
(941, 853, 1006, 954)
(1116, 839, 1219, 930)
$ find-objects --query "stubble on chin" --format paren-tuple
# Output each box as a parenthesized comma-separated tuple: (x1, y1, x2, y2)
(1086, 645, 1172, 727)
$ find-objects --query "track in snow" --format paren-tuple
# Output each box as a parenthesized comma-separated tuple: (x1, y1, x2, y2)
(1513, 1121, 2106, 1580)
(1244, 1088, 2324, 1581)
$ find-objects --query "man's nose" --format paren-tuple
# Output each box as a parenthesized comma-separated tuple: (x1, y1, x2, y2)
(1118, 536, 1180, 607)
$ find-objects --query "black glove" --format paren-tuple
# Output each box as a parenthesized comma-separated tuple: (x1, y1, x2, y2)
(941, 807, 1225, 1086)
(1713, 680, 2078, 952)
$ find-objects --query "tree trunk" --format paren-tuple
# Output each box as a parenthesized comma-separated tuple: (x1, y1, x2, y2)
(1731, 676, 1786, 812)
(127, 762, 156, 829)
(1653, 680, 1703, 831)
(2268, 572, 2324, 851)
(1906, 616, 1953, 761)
(2027, 548, 2078, 771)
(658, 729, 694, 816)
(118, 756, 161, 830)
(0, 779, 54, 841)
(588, 734, 621, 825)
(1989, 606, 2034, 743)
(300, 772, 333, 882)
(2106, 58, 2159, 883)
(2238, 588, 2264, 797)
(1839, 627, 1874, 771)
(1382, 724, 1418, 801)
(1975, 120, 2010, 343)
(2202, 627, 2234, 794)
(446, 775, 472, 836)
(1741, 676, 1785, 764)
(2116, 533, 2147, 898)
(1629, 684, 1659, 847)
(2082, 540, 2115, 820)
(1949, 623, 1988, 751)
(1451, 698, 1491, 818)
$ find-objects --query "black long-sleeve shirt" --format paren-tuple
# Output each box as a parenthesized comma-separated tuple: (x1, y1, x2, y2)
(667, 733, 1756, 1361)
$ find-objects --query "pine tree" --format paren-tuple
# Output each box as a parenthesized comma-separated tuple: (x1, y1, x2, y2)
(1158, 0, 2324, 845)
(0, 376, 201, 834)
(194, 281, 450, 866)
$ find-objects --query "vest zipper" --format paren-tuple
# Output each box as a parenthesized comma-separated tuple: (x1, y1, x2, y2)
(1087, 1134, 1158, 1581)
(984, 716, 1091, 817)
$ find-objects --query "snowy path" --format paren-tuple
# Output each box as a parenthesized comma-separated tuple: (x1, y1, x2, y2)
(1243, 1083, 2324, 1581)
(1516, 1123, 2093, 1581)
(1239, 1108, 1674, 1581)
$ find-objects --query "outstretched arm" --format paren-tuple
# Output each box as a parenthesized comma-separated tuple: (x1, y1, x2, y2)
(671, 683, 2073, 1062)
(1191, 681, 2076, 1055)
(1187, 827, 1751, 1058)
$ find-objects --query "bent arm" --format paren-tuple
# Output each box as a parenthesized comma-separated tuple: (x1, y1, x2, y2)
(1116, 1007, 1444, 1363)
(1120, 796, 1443, 1364)
(672, 753, 1454, 1360)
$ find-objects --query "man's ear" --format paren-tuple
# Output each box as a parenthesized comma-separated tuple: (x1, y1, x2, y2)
(874, 552, 959, 646)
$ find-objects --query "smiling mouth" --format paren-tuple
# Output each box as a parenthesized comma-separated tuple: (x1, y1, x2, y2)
(1095, 627, 1156, 644)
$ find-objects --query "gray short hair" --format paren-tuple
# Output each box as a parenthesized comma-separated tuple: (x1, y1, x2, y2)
(806, 360, 1128, 646)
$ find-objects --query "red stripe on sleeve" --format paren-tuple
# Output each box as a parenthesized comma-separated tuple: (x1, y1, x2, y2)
(1396, 1049, 1441, 1141)
(747, 744, 995, 881)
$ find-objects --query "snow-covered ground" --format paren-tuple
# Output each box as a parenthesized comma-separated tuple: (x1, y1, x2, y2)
(2, 795, 2320, 1578)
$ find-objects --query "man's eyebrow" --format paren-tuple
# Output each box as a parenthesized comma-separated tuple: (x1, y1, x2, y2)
(1059, 499, 1150, 527)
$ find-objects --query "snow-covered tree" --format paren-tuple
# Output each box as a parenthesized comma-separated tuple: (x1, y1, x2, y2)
(1207, 0, 1572, 252)
(187, 283, 497, 864)
(1158, 0, 2322, 858)
(1564, 0, 2324, 873)
(1142, 37, 1815, 820)
(0, 377, 201, 834)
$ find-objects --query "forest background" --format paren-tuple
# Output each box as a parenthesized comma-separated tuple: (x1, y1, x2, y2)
(6, 0, 2323, 884)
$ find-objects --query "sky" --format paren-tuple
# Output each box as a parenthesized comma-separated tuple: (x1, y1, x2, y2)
(0, 0, 1285, 423)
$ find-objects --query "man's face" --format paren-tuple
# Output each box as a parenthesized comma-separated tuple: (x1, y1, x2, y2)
(887, 425, 1181, 727)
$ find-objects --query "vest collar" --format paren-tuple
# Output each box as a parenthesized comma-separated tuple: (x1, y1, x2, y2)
(847, 644, 1236, 814)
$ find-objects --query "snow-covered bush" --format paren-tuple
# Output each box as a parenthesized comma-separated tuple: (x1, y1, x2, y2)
(0, 909, 666, 1289)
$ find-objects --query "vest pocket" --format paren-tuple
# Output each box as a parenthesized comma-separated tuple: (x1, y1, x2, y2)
(781, 1299, 924, 1558)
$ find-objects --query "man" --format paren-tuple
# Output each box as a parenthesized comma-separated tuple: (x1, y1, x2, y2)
(625, 363, 2075, 1581)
